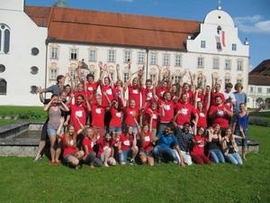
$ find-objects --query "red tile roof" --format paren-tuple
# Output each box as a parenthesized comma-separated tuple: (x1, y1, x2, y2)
(249, 59, 270, 85)
(25, 6, 200, 51)
(25, 6, 51, 27)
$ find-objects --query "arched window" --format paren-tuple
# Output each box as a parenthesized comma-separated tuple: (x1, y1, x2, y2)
(0, 78, 7, 95)
(0, 24, 11, 54)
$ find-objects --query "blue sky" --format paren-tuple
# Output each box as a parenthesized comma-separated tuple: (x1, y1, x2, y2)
(25, 0, 270, 71)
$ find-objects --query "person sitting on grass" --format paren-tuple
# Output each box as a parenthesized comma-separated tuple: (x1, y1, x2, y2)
(57, 117, 84, 169)
(221, 128, 244, 166)
(82, 127, 103, 168)
(96, 132, 117, 167)
(118, 125, 138, 165)
(206, 124, 225, 164)
(153, 124, 184, 166)
(190, 125, 211, 165)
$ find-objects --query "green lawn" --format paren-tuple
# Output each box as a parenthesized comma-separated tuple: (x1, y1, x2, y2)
(0, 125, 269, 203)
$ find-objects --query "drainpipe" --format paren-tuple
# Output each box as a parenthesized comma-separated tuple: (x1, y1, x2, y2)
(145, 47, 149, 80)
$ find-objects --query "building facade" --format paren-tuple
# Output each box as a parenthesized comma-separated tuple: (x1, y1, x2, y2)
(0, 0, 249, 106)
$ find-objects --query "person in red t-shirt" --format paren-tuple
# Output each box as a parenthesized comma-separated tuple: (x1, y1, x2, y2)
(118, 126, 138, 165)
(85, 73, 100, 102)
(209, 95, 233, 136)
(109, 99, 124, 135)
(158, 91, 176, 133)
(141, 79, 154, 108)
(124, 99, 139, 135)
(191, 126, 211, 165)
(96, 132, 117, 167)
(90, 93, 107, 136)
(194, 88, 211, 128)
(82, 127, 103, 168)
(57, 118, 84, 168)
(136, 118, 155, 166)
(173, 93, 198, 130)
(67, 94, 91, 132)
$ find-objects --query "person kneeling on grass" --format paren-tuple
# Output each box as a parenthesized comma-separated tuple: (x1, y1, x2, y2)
(57, 117, 84, 169)
(82, 127, 103, 168)
(153, 124, 184, 166)
(190, 126, 211, 165)
(221, 128, 244, 166)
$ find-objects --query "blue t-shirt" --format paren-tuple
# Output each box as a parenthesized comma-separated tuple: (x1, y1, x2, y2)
(157, 132, 178, 148)
(233, 92, 247, 113)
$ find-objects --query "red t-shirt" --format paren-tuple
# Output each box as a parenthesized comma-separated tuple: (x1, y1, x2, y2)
(61, 134, 78, 157)
(209, 104, 231, 128)
(110, 107, 123, 127)
(128, 84, 141, 108)
(69, 103, 88, 131)
(91, 104, 106, 128)
(140, 132, 153, 152)
(120, 133, 133, 151)
(158, 99, 175, 123)
(100, 84, 114, 107)
(144, 108, 159, 129)
(141, 87, 154, 105)
(191, 135, 206, 155)
(82, 137, 95, 154)
(125, 107, 139, 126)
(156, 87, 170, 99)
(175, 102, 196, 126)
(96, 137, 113, 156)
(85, 81, 99, 97)
(196, 109, 208, 128)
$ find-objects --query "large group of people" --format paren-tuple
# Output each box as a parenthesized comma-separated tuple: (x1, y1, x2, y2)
(34, 61, 265, 169)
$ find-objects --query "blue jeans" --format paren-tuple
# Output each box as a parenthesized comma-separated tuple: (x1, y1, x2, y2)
(153, 145, 179, 164)
(119, 150, 130, 164)
(209, 149, 225, 163)
(235, 128, 248, 147)
(225, 153, 243, 165)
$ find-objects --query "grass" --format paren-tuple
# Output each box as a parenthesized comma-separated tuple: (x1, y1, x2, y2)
(0, 125, 270, 203)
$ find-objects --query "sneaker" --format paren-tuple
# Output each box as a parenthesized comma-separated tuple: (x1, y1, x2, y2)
(129, 159, 134, 165)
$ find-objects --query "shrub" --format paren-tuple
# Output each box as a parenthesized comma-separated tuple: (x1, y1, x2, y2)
(249, 116, 270, 127)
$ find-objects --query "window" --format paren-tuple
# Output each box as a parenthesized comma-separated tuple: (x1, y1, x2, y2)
(70, 49, 78, 60)
(30, 85, 38, 94)
(31, 47, 39, 56)
(124, 50, 131, 63)
(201, 40, 206, 48)
(237, 60, 243, 71)
(51, 47, 58, 59)
(175, 54, 181, 66)
(250, 87, 254, 93)
(237, 79, 243, 84)
(163, 54, 170, 66)
(232, 43, 237, 51)
(150, 52, 157, 65)
(258, 87, 262, 93)
(89, 49, 97, 62)
(0, 24, 10, 54)
(213, 58, 219, 69)
(109, 72, 114, 81)
(30, 66, 39, 75)
(108, 50, 116, 62)
(0, 64, 5, 73)
(0, 78, 7, 95)
(150, 73, 156, 82)
(267, 88, 270, 93)
(123, 72, 129, 83)
(49, 69, 58, 80)
(225, 60, 231, 70)
(174, 75, 181, 84)
(197, 57, 204, 68)
(217, 42, 221, 50)
(225, 78, 230, 84)
(137, 52, 145, 64)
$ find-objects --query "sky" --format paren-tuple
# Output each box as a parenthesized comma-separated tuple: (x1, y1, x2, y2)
(25, 0, 270, 71)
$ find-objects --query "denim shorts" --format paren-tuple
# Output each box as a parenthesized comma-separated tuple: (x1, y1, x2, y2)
(47, 127, 57, 136)
(109, 126, 122, 134)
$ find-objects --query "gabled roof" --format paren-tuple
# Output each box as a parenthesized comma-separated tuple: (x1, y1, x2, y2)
(25, 5, 200, 51)
(25, 6, 51, 27)
(249, 59, 270, 85)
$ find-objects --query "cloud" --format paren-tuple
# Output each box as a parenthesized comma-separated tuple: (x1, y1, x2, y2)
(234, 15, 270, 34)
(115, 0, 134, 2)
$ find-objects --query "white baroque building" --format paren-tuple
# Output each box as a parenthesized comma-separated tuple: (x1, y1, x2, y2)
(0, 0, 249, 106)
